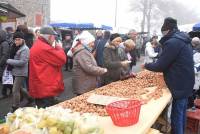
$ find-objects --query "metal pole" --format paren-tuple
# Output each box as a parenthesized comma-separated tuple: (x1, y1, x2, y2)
(114, 0, 118, 28)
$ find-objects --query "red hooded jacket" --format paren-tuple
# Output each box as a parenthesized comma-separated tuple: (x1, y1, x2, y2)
(29, 37, 66, 98)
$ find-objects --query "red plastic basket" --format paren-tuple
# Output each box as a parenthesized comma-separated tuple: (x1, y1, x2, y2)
(106, 100, 141, 127)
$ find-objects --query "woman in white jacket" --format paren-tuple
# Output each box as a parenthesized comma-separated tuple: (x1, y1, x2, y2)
(144, 37, 158, 64)
(193, 37, 200, 93)
(188, 37, 200, 109)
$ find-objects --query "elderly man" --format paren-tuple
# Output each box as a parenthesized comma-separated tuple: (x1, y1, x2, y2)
(29, 27, 66, 108)
(192, 37, 200, 51)
(6, 32, 29, 112)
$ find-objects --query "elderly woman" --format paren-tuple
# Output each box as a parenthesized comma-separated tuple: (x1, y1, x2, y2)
(102, 33, 130, 85)
(118, 39, 136, 80)
(72, 31, 107, 95)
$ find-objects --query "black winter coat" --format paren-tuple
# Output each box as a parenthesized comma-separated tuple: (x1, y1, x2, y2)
(103, 45, 123, 85)
(145, 30, 194, 99)
(0, 30, 10, 77)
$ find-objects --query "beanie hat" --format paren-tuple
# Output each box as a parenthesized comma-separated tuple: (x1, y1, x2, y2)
(161, 17, 178, 32)
(13, 31, 24, 40)
(40, 26, 57, 35)
(110, 33, 121, 41)
(78, 31, 95, 45)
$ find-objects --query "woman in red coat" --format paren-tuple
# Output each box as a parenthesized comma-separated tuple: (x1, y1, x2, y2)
(29, 27, 66, 108)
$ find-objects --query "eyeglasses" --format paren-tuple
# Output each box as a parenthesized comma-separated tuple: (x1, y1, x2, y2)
(14, 38, 23, 41)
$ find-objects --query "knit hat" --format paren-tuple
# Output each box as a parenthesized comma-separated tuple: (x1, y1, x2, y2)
(40, 26, 57, 35)
(78, 31, 95, 45)
(161, 17, 178, 32)
(110, 33, 120, 41)
(13, 31, 24, 40)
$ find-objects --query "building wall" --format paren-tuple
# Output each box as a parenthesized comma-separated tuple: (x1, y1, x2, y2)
(1, 0, 50, 27)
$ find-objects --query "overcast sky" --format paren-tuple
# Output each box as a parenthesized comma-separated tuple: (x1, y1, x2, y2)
(51, 0, 200, 32)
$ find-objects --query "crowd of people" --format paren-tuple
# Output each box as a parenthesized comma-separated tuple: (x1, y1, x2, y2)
(0, 17, 200, 134)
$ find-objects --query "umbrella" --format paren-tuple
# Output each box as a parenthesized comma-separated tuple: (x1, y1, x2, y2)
(0, 2, 25, 20)
(193, 22, 200, 31)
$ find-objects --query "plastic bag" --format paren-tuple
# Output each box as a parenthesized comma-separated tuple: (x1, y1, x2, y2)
(2, 66, 13, 85)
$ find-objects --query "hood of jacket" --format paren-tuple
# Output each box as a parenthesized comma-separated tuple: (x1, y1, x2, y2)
(146, 42, 152, 48)
(159, 30, 191, 46)
(0, 30, 7, 43)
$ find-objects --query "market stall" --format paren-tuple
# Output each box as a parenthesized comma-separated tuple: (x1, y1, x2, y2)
(1, 70, 172, 134)
(56, 70, 172, 134)
(98, 88, 171, 134)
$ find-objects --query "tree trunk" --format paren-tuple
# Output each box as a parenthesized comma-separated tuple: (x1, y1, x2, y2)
(141, 0, 147, 32)
(147, 0, 152, 36)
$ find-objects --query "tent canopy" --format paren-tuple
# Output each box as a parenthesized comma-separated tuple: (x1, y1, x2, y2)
(50, 22, 113, 30)
(50, 23, 76, 28)
(0, 2, 25, 19)
(193, 22, 200, 31)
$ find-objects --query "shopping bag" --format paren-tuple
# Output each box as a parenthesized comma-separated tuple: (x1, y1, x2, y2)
(2, 67, 13, 85)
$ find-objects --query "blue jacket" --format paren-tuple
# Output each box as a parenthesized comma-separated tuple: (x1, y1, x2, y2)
(95, 38, 109, 67)
(145, 30, 194, 99)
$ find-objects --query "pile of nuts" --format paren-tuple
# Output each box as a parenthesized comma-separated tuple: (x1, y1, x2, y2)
(58, 70, 167, 116)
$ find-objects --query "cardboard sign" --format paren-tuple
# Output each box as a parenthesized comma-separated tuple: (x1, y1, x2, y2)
(87, 94, 129, 106)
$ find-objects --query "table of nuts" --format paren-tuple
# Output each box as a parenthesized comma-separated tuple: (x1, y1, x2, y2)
(57, 70, 172, 134)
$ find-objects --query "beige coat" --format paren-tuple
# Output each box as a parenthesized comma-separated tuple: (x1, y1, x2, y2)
(72, 47, 105, 95)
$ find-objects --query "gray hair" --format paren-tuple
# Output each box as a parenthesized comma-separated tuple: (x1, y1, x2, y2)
(40, 34, 52, 45)
(128, 29, 136, 34)
(192, 37, 200, 47)
(40, 34, 50, 41)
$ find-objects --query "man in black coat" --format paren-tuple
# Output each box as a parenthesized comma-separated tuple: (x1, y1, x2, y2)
(143, 17, 194, 134)
(0, 30, 11, 98)
(95, 31, 110, 67)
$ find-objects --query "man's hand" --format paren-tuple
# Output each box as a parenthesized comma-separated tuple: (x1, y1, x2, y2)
(56, 40, 63, 48)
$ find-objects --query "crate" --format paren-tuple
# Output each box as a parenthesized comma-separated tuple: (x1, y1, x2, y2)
(194, 99, 200, 109)
(186, 108, 200, 133)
